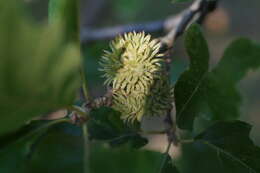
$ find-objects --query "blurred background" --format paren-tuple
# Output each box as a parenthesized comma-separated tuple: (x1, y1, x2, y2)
(24, 0, 260, 151)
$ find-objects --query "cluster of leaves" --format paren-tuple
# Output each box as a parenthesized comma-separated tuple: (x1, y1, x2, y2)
(0, 0, 260, 173)
(174, 24, 260, 173)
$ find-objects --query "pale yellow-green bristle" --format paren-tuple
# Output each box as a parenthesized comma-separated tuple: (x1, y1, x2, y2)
(99, 32, 174, 122)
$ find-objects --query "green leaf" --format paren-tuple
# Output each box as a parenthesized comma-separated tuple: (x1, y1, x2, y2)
(88, 107, 148, 149)
(0, 0, 81, 135)
(195, 121, 260, 173)
(174, 23, 209, 130)
(0, 121, 177, 173)
(177, 142, 228, 173)
(87, 107, 125, 140)
(205, 38, 260, 121)
(0, 119, 71, 173)
(174, 23, 260, 130)
(0, 122, 173, 173)
(25, 123, 84, 173)
(109, 133, 148, 149)
(89, 146, 163, 173)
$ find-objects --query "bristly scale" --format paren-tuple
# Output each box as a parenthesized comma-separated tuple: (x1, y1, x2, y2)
(99, 32, 173, 122)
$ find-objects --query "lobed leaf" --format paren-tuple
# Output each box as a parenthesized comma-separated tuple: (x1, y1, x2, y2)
(195, 121, 260, 173)
(174, 23, 209, 130)
(174, 23, 260, 130)
(206, 38, 260, 121)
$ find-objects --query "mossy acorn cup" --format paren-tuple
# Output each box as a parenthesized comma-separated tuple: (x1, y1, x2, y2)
(100, 32, 173, 122)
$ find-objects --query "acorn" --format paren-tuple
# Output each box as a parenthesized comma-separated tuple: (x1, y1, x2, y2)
(100, 32, 173, 122)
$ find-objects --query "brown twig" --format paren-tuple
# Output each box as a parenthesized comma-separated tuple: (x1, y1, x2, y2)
(160, 0, 218, 48)
(80, 0, 218, 44)
(81, 20, 165, 43)
(160, 0, 218, 147)
(86, 88, 113, 109)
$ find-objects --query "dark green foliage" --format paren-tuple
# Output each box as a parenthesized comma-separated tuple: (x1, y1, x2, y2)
(0, 120, 71, 173)
(0, 122, 173, 173)
(195, 121, 260, 173)
(177, 142, 227, 173)
(174, 24, 260, 130)
(89, 145, 163, 173)
(206, 38, 260, 121)
(178, 121, 259, 173)
(88, 107, 148, 149)
(174, 24, 209, 130)
(25, 123, 84, 173)
(87, 107, 125, 140)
